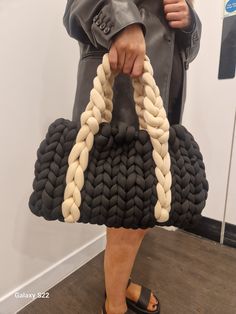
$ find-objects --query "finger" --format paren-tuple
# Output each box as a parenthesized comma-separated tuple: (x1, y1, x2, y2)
(164, 3, 183, 14)
(108, 46, 118, 71)
(163, 0, 179, 5)
(122, 52, 136, 75)
(169, 20, 186, 28)
(117, 50, 126, 71)
(130, 54, 144, 78)
(166, 12, 185, 21)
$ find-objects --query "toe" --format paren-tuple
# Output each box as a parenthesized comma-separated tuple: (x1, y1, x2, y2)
(152, 303, 158, 310)
(126, 282, 159, 312)
(148, 293, 159, 312)
(148, 301, 158, 312)
(152, 293, 159, 305)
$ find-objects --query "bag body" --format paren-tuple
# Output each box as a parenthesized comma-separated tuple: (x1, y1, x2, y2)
(29, 54, 209, 229)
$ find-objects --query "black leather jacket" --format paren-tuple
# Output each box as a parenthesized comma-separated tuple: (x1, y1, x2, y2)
(63, 0, 201, 127)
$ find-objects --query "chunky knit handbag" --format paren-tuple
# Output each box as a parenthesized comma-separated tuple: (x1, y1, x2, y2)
(29, 53, 209, 229)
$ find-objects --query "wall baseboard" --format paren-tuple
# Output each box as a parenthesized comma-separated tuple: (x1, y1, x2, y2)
(224, 222, 236, 248)
(0, 232, 106, 314)
(183, 216, 236, 248)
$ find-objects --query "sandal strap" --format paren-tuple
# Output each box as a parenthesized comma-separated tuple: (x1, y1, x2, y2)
(136, 285, 152, 310)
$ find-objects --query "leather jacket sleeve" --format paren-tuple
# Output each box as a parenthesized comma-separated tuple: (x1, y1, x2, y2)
(63, 0, 146, 50)
(175, 1, 202, 69)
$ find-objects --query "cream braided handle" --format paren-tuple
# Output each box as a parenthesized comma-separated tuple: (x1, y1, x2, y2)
(62, 53, 172, 224)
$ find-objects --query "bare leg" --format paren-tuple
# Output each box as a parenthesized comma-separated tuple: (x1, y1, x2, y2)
(103, 226, 158, 314)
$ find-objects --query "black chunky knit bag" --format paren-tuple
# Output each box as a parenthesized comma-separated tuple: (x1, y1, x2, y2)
(29, 53, 209, 229)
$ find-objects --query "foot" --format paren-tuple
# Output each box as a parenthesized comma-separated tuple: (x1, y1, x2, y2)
(126, 281, 159, 312)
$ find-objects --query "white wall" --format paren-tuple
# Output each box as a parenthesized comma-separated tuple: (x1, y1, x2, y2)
(183, 0, 236, 224)
(0, 1, 106, 313)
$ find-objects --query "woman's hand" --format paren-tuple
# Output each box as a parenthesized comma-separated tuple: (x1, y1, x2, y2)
(163, 0, 191, 29)
(108, 24, 146, 78)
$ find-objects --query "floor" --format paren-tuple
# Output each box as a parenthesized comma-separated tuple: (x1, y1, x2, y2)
(18, 226, 236, 314)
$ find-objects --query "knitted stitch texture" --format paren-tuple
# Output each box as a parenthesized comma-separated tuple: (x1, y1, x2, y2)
(29, 53, 209, 229)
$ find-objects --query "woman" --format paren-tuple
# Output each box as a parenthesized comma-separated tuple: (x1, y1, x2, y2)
(63, 0, 201, 313)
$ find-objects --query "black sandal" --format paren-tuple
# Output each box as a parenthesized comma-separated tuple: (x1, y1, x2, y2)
(103, 277, 160, 314)
(126, 277, 160, 314)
